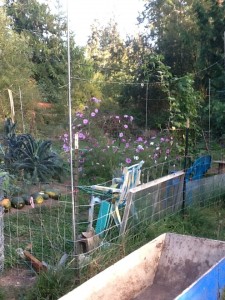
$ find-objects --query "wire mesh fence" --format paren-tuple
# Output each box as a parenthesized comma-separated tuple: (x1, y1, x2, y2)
(1, 156, 225, 287)
(1, 183, 77, 277)
(122, 171, 185, 234)
(0, 207, 4, 273)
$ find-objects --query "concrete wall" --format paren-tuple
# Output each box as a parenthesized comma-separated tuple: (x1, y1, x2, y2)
(59, 234, 166, 300)
(59, 233, 225, 300)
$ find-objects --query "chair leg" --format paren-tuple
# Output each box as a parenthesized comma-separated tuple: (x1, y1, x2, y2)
(111, 203, 122, 227)
(88, 195, 101, 230)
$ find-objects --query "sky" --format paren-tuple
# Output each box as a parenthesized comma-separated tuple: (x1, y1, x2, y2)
(62, 0, 145, 46)
(0, 0, 145, 46)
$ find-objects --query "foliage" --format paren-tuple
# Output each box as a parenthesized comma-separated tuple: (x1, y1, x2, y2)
(60, 97, 182, 182)
(87, 20, 129, 103)
(169, 74, 203, 129)
(5, 0, 99, 111)
(87, 21, 174, 129)
(3, 117, 16, 138)
(138, 0, 198, 76)
(4, 134, 67, 182)
(194, 0, 225, 86)
(0, 172, 23, 198)
(138, 0, 225, 138)
(5, 0, 67, 103)
(203, 98, 225, 137)
(118, 52, 172, 128)
(0, 7, 40, 121)
(24, 268, 75, 300)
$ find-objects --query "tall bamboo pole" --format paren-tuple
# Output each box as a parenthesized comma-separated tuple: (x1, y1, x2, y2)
(66, 0, 76, 256)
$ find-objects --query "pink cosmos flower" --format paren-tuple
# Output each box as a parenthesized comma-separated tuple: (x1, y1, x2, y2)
(90, 97, 101, 103)
(83, 119, 89, 125)
(154, 153, 158, 159)
(166, 148, 170, 155)
(63, 144, 70, 152)
(119, 132, 123, 138)
(91, 112, 96, 117)
(125, 158, 132, 164)
(124, 124, 128, 129)
(137, 137, 143, 142)
(95, 108, 98, 113)
(78, 132, 86, 140)
(137, 145, 144, 151)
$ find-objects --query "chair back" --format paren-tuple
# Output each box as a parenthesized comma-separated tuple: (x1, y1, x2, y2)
(119, 160, 144, 205)
(185, 155, 211, 182)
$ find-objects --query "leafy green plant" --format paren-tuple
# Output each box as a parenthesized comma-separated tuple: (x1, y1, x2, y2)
(3, 118, 16, 139)
(5, 134, 67, 183)
(169, 74, 202, 130)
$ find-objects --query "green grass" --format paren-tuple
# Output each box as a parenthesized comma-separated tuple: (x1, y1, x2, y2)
(3, 198, 75, 269)
(2, 196, 225, 299)
(23, 268, 76, 300)
(123, 200, 225, 256)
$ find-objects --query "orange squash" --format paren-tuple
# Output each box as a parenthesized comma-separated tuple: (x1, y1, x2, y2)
(0, 198, 11, 211)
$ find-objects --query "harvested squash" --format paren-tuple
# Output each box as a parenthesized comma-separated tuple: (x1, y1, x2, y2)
(11, 196, 25, 209)
(0, 198, 11, 211)
(22, 194, 32, 205)
(31, 193, 44, 204)
(40, 192, 49, 200)
(44, 189, 61, 200)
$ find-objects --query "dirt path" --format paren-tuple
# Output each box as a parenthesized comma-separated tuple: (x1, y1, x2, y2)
(0, 267, 36, 299)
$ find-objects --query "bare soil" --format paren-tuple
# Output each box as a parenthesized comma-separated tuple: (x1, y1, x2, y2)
(0, 267, 36, 300)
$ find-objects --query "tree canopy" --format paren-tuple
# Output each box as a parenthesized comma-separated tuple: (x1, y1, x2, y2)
(0, 0, 225, 137)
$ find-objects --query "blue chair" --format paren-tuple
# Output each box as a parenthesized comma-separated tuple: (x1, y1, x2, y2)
(166, 155, 212, 207)
(185, 155, 211, 182)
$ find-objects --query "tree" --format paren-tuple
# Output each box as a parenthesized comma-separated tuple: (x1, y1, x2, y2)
(138, 0, 199, 76)
(87, 20, 131, 102)
(5, 0, 68, 103)
(119, 52, 172, 128)
(0, 7, 40, 128)
(87, 20, 174, 128)
(194, 0, 225, 88)
(169, 74, 202, 129)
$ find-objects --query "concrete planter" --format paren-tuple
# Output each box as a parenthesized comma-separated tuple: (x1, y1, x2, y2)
(59, 233, 225, 300)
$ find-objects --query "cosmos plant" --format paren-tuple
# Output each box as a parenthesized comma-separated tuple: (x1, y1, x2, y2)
(60, 97, 176, 178)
